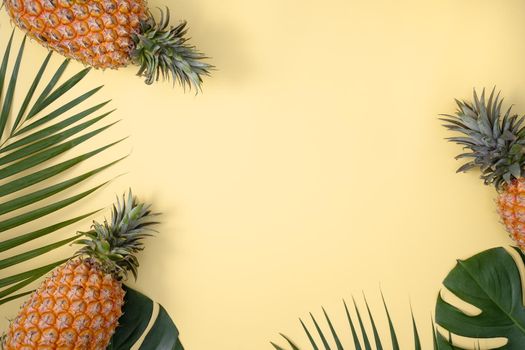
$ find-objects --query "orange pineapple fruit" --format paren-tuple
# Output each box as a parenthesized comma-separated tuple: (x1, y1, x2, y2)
(442, 89, 525, 250)
(497, 178, 525, 248)
(3, 191, 158, 349)
(3, 0, 211, 89)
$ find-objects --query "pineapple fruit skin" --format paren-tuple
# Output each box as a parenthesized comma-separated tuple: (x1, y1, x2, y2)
(4, 0, 147, 69)
(3, 259, 125, 350)
(498, 178, 525, 250)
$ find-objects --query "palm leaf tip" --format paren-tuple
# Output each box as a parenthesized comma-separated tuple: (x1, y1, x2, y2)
(380, 291, 400, 350)
(275, 292, 432, 350)
(271, 342, 287, 350)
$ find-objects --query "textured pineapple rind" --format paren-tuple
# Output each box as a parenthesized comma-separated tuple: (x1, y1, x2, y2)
(4, 0, 148, 69)
(497, 178, 525, 250)
(3, 258, 125, 349)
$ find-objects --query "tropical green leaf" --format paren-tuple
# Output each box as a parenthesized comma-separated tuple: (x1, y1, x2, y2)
(364, 295, 383, 350)
(0, 31, 14, 101)
(108, 285, 184, 350)
(344, 300, 363, 350)
(0, 159, 119, 217)
(0, 35, 25, 138)
(435, 246, 525, 349)
(10, 51, 52, 132)
(0, 259, 67, 288)
(0, 183, 108, 232)
(2, 100, 111, 153)
(410, 309, 421, 350)
(14, 85, 104, 136)
(0, 235, 78, 270)
(24, 58, 69, 120)
(0, 290, 32, 306)
(353, 297, 372, 350)
(24, 66, 90, 121)
(381, 293, 400, 350)
(272, 334, 300, 350)
(0, 139, 125, 198)
(0, 111, 115, 166)
(0, 32, 122, 303)
(0, 124, 116, 180)
(273, 293, 438, 350)
(0, 212, 98, 253)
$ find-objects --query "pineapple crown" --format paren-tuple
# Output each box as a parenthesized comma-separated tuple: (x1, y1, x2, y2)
(74, 190, 159, 280)
(441, 88, 525, 190)
(130, 8, 213, 91)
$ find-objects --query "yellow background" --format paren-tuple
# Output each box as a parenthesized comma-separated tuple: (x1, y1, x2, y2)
(1, 0, 525, 348)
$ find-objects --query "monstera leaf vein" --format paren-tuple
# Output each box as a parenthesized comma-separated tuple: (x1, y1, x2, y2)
(436, 247, 525, 348)
(322, 307, 343, 350)
(459, 258, 525, 333)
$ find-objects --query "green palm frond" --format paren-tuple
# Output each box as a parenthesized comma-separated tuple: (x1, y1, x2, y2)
(0, 31, 123, 304)
(272, 293, 440, 350)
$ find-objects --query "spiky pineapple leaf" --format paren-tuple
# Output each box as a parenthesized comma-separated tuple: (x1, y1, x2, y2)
(131, 8, 212, 90)
(442, 88, 525, 190)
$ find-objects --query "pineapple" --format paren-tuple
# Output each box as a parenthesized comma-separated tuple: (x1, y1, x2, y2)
(442, 89, 525, 249)
(3, 0, 212, 90)
(2, 191, 158, 349)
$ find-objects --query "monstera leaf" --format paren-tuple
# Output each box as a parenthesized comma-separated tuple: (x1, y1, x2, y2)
(0, 31, 123, 305)
(435, 246, 525, 349)
(109, 286, 184, 350)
